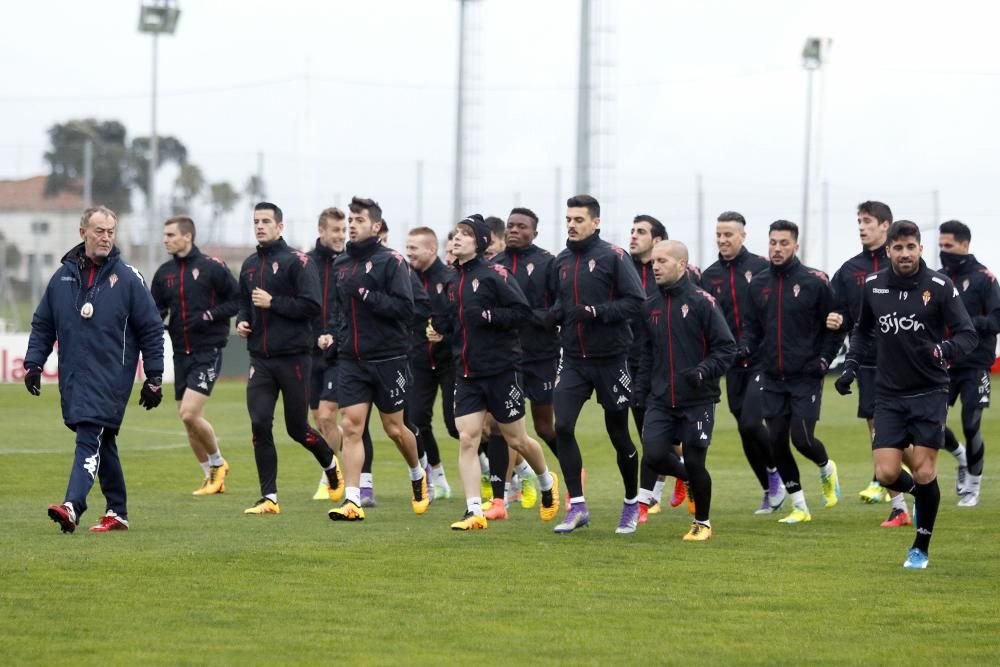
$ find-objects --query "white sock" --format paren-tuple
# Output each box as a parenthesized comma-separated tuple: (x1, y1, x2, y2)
(697, 519, 712, 528)
(408, 466, 424, 482)
(570, 495, 586, 505)
(323, 458, 338, 471)
(515, 461, 533, 478)
(891, 493, 907, 511)
(432, 465, 448, 486)
(624, 496, 638, 505)
(467, 497, 483, 516)
(652, 479, 665, 503)
(208, 452, 224, 467)
(265, 493, 278, 503)
(419, 453, 429, 469)
(346, 486, 361, 506)
(766, 466, 778, 474)
(638, 488, 654, 505)
(360, 473, 373, 489)
(199, 460, 211, 478)
(538, 470, 554, 492)
(789, 490, 807, 510)
(953, 444, 968, 466)
(504, 482, 515, 503)
(479, 452, 490, 474)
(820, 461, 834, 477)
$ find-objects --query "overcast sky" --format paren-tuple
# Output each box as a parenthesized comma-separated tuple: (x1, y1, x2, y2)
(2, 0, 998, 273)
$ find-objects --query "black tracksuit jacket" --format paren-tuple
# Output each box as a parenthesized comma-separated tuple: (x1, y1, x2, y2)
(829, 245, 889, 366)
(152, 245, 240, 355)
(331, 236, 414, 361)
(237, 237, 322, 358)
(700, 247, 770, 369)
(413, 257, 455, 370)
(940, 252, 1000, 371)
(306, 240, 342, 358)
(741, 256, 841, 380)
(439, 255, 531, 379)
(847, 260, 978, 395)
(551, 231, 645, 360)
(636, 274, 736, 408)
(493, 243, 560, 363)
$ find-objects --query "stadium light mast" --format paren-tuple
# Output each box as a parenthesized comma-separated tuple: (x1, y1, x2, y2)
(453, 0, 482, 227)
(800, 37, 830, 267)
(138, 0, 181, 277)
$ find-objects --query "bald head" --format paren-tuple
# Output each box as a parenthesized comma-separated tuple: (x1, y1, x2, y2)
(652, 240, 689, 287)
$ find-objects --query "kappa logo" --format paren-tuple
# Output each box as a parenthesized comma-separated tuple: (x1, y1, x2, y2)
(192, 268, 200, 281)
(616, 394, 629, 405)
(83, 452, 98, 480)
(526, 262, 535, 276)
(508, 408, 521, 418)
(873, 287, 889, 294)
(61, 276, 76, 282)
(953, 287, 959, 297)
(198, 381, 209, 390)
(700, 432, 709, 440)
(271, 261, 279, 275)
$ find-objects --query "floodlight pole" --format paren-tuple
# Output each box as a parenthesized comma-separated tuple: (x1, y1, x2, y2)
(147, 31, 159, 277)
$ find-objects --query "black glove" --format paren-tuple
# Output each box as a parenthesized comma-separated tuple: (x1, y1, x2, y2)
(565, 304, 597, 324)
(735, 345, 752, 367)
(342, 272, 370, 300)
(804, 357, 829, 378)
(186, 310, 213, 332)
(139, 375, 163, 410)
(679, 367, 705, 389)
(24, 363, 42, 396)
(932, 340, 954, 367)
(834, 364, 857, 396)
(461, 307, 490, 326)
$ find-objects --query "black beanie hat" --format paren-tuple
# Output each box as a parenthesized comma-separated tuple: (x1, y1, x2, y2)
(457, 214, 491, 255)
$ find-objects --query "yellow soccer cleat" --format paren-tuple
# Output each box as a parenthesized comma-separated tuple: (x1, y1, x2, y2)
(192, 478, 210, 496)
(685, 483, 696, 516)
(520, 472, 539, 509)
(858, 480, 887, 504)
(328, 501, 365, 522)
(196, 461, 228, 496)
(312, 476, 329, 501)
(244, 498, 280, 515)
(539, 472, 560, 522)
(647, 501, 662, 515)
(450, 512, 488, 531)
(326, 459, 345, 503)
(778, 506, 812, 524)
(480, 474, 493, 503)
(682, 522, 713, 541)
(820, 459, 840, 509)
(411, 474, 431, 515)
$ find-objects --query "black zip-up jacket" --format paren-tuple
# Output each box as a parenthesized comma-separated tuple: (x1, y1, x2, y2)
(701, 247, 770, 369)
(237, 237, 321, 358)
(829, 244, 888, 366)
(413, 257, 455, 370)
(627, 257, 660, 366)
(306, 239, 342, 357)
(847, 260, 978, 395)
(741, 256, 841, 380)
(152, 245, 239, 355)
(438, 255, 531, 379)
(331, 236, 414, 361)
(939, 252, 1000, 371)
(550, 231, 645, 360)
(493, 243, 560, 362)
(636, 274, 736, 408)
(408, 264, 432, 350)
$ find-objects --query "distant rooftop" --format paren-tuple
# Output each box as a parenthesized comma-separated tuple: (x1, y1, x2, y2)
(0, 175, 84, 212)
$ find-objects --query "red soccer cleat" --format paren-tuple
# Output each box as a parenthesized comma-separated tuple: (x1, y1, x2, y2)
(90, 512, 129, 532)
(880, 508, 912, 528)
(669, 478, 687, 507)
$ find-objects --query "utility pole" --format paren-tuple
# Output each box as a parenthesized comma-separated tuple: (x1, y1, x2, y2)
(575, 0, 591, 195)
(416, 160, 424, 228)
(696, 173, 704, 268)
(83, 138, 93, 206)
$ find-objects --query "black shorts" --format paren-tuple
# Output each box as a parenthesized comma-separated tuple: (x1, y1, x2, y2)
(725, 365, 764, 422)
(761, 375, 823, 421)
(856, 365, 877, 419)
(521, 357, 558, 405)
(308, 356, 339, 409)
(948, 367, 991, 409)
(872, 390, 948, 449)
(641, 402, 716, 450)
(338, 357, 410, 413)
(454, 369, 525, 424)
(554, 355, 633, 412)
(173, 348, 223, 401)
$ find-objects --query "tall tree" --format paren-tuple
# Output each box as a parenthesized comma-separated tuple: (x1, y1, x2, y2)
(44, 119, 132, 213)
(131, 135, 189, 201)
(172, 163, 205, 214)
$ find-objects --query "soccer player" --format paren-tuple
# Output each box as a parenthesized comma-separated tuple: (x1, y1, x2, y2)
(307, 207, 347, 502)
(327, 197, 429, 522)
(433, 214, 559, 530)
(826, 201, 897, 513)
(237, 202, 339, 515)
(483, 215, 507, 261)
(152, 216, 239, 496)
(27, 206, 164, 533)
(635, 240, 736, 538)
(741, 220, 842, 524)
(701, 211, 780, 513)
(493, 207, 561, 510)
(407, 226, 458, 500)
(550, 194, 646, 533)
(836, 220, 977, 568)
(938, 220, 1000, 507)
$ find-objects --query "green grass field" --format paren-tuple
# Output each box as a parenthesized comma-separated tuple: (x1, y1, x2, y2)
(2, 378, 999, 665)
